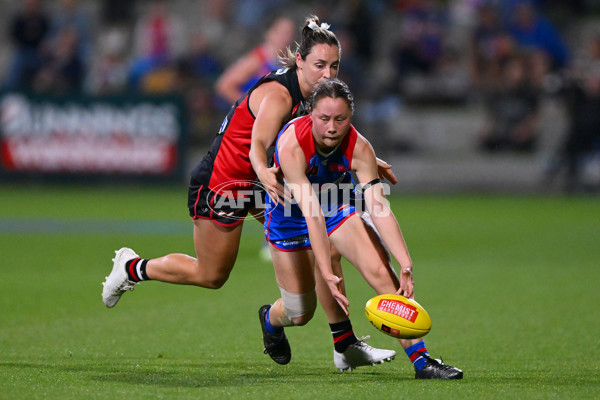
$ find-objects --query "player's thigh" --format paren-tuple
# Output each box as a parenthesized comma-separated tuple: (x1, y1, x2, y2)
(330, 242, 343, 275)
(321, 243, 346, 294)
(329, 214, 399, 293)
(193, 218, 244, 275)
(249, 207, 265, 224)
(360, 212, 394, 273)
(270, 245, 316, 295)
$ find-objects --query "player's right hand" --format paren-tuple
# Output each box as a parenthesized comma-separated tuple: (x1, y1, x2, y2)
(396, 267, 414, 299)
(376, 157, 398, 185)
(325, 274, 349, 316)
(258, 165, 285, 203)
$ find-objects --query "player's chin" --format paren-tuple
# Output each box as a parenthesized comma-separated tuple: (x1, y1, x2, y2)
(323, 137, 341, 147)
(314, 79, 329, 89)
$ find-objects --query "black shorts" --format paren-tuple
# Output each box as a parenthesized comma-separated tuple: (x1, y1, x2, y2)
(187, 157, 265, 227)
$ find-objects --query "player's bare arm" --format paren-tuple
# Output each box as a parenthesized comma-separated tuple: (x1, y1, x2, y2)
(278, 127, 350, 314)
(352, 134, 414, 298)
(249, 81, 293, 200)
(215, 51, 262, 103)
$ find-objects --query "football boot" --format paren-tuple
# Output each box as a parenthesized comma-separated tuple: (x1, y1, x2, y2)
(102, 247, 138, 308)
(334, 336, 396, 371)
(415, 353, 463, 379)
(259, 304, 291, 365)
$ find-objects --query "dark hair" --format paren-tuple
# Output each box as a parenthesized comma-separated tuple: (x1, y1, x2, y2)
(279, 15, 341, 69)
(309, 79, 354, 115)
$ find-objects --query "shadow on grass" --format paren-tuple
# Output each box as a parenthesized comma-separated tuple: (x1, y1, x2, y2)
(1, 359, 407, 389)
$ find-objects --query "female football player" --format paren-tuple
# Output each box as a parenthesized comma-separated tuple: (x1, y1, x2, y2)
(102, 15, 396, 370)
(258, 79, 463, 379)
(215, 16, 296, 105)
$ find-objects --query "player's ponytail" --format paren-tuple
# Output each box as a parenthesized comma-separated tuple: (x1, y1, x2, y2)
(279, 15, 340, 69)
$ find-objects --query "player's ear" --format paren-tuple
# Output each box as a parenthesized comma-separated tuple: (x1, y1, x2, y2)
(295, 52, 303, 69)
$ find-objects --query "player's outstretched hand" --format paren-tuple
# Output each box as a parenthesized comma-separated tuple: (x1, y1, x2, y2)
(325, 274, 349, 316)
(396, 267, 414, 299)
(376, 157, 398, 185)
(258, 165, 285, 204)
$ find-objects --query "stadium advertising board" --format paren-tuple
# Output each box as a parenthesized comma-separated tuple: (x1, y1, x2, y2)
(0, 93, 186, 181)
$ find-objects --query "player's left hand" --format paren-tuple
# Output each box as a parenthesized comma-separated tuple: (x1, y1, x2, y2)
(396, 267, 414, 299)
(376, 157, 398, 184)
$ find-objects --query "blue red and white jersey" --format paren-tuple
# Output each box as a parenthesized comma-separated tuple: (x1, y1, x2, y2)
(264, 115, 358, 247)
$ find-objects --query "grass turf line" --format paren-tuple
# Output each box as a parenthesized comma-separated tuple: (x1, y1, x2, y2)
(1, 185, 599, 399)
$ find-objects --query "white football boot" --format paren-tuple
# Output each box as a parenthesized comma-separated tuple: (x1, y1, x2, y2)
(102, 247, 139, 308)
(334, 336, 396, 371)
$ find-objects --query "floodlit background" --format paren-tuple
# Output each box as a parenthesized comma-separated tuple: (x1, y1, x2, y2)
(1, 0, 599, 193)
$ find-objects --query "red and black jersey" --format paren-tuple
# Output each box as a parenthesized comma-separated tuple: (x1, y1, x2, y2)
(192, 67, 305, 196)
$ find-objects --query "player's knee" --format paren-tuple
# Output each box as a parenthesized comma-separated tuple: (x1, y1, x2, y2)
(279, 287, 317, 327)
(369, 262, 393, 285)
(191, 261, 230, 289)
(290, 309, 315, 326)
(201, 276, 228, 289)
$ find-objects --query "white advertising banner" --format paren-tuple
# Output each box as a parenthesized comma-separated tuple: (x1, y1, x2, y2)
(1, 93, 186, 178)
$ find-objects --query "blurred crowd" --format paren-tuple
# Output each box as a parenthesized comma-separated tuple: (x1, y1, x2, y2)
(2, 0, 600, 190)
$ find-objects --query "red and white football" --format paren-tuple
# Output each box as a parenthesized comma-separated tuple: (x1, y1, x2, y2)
(364, 294, 432, 339)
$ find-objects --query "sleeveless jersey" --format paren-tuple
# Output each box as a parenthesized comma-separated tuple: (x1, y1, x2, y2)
(193, 67, 305, 196)
(264, 115, 358, 244)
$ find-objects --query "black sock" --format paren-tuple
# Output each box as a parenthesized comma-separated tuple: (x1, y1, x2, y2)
(125, 258, 150, 282)
(330, 320, 358, 353)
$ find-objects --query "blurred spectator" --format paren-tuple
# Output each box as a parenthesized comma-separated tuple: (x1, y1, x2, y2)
(174, 31, 224, 143)
(469, 3, 516, 91)
(86, 27, 129, 95)
(49, 0, 93, 68)
(100, 0, 136, 26)
(507, 2, 569, 70)
(128, 0, 186, 91)
(571, 34, 600, 79)
(477, 54, 541, 152)
(32, 26, 84, 94)
(560, 70, 600, 192)
(179, 31, 223, 91)
(345, 0, 384, 63)
(449, 0, 488, 29)
(194, 0, 231, 46)
(2, 0, 51, 92)
(528, 48, 552, 90)
(215, 16, 295, 106)
(388, 0, 474, 104)
(392, 0, 446, 80)
(546, 36, 600, 192)
(335, 28, 364, 94)
(232, 0, 291, 32)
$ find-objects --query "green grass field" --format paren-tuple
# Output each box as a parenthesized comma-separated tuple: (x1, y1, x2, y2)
(1, 184, 599, 399)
